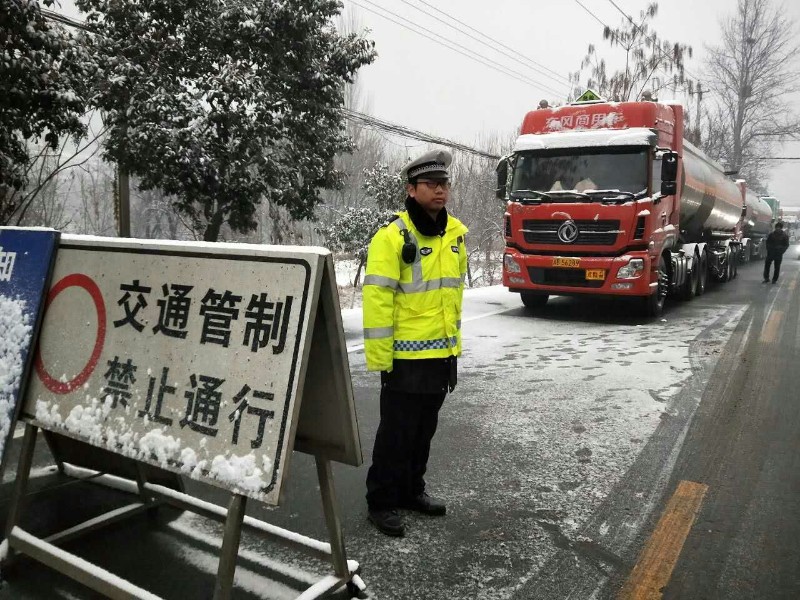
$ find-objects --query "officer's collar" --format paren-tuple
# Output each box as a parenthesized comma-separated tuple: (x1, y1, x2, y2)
(405, 196, 448, 237)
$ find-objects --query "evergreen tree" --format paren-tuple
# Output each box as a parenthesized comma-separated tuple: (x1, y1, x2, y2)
(0, 0, 93, 224)
(77, 0, 376, 241)
(319, 162, 405, 285)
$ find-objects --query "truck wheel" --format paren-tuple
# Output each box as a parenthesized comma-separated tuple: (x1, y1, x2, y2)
(644, 256, 668, 317)
(521, 292, 549, 310)
(719, 247, 731, 282)
(695, 251, 708, 296)
(680, 252, 699, 300)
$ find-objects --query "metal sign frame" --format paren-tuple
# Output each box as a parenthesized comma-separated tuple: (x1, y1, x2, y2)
(2, 234, 364, 599)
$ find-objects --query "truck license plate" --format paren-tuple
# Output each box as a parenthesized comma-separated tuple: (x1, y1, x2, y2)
(552, 257, 580, 268)
(585, 269, 606, 281)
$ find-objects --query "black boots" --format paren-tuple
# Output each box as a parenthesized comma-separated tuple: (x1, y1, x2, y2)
(368, 509, 406, 537)
(403, 492, 447, 516)
(368, 494, 447, 536)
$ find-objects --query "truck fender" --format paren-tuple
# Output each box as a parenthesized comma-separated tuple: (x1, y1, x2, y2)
(681, 242, 701, 262)
(669, 250, 687, 291)
(740, 238, 751, 263)
(680, 243, 704, 274)
(716, 238, 742, 250)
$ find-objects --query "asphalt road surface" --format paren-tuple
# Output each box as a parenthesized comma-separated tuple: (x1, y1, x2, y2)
(1, 252, 798, 599)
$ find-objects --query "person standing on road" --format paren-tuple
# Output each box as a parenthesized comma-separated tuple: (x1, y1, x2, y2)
(362, 149, 468, 537)
(763, 221, 790, 284)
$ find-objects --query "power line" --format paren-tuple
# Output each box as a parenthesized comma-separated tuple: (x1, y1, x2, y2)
(351, 0, 565, 97)
(752, 133, 800, 138)
(403, 0, 571, 87)
(606, 0, 635, 26)
(341, 107, 500, 160)
(41, 8, 95, 32)
(574, 0, 607, 28)
(348, 0, 565, 98)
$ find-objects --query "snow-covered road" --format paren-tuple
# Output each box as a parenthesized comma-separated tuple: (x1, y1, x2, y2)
(335, 285, 745, 599)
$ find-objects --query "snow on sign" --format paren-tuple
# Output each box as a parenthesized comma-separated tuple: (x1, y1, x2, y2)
(0, 227, 59, 478)
(22, 235, 360, 505)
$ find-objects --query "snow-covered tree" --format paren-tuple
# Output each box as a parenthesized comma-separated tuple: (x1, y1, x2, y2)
(361, 162, 406, 213)
(0, 0, 93, 224)
(319, 161, 405, 285)
(449, 135, 513, 287)
(77, 0, 376, 241)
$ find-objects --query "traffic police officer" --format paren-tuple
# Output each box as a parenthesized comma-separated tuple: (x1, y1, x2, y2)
(363, 149, 468, 537)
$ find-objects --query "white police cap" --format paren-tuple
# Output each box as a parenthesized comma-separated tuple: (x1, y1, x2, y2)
(401, 149, 452, 181)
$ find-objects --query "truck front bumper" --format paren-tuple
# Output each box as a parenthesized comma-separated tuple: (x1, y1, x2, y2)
(503, 250, 656, 296)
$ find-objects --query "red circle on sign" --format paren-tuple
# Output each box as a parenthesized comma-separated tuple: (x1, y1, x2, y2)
(35, 273, 106, 394)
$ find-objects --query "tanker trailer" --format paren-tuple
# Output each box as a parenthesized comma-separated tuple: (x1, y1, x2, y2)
(740, 191, 773, 261)
(499, 96, 744, 318)
(761, 195, 781, 221)
(677, 141, 745, 285)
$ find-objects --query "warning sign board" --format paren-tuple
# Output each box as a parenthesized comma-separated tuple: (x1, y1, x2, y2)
(22, 236, 360, 505)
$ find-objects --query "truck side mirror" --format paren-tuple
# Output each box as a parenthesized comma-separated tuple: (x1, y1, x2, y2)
(496, 158, 509, 200)
(741, 206, 747, 217)
(660, 151, 678, 196)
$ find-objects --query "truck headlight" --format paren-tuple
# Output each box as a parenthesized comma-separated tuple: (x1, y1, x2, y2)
(503, 254, 522, 274)
(617, 258, 645, 279)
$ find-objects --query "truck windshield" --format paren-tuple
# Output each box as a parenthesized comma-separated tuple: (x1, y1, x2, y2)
(511, 147, 649, 200)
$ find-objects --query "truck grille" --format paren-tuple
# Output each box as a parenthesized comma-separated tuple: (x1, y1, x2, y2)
(527, 267, 606, 288)
(521, 219, 621, 246)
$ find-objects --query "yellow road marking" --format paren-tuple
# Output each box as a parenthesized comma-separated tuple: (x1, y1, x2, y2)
(618, 480, 708, 600)
(760, 310, 784, 344)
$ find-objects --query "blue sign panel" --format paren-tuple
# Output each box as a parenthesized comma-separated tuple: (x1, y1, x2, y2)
(0, 227, 59, 476)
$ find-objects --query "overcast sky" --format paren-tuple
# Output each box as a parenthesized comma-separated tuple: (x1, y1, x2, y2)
(56, 0, 800, 205)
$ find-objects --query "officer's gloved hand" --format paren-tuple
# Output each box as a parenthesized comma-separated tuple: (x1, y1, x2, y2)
(448, 358, 457, 393)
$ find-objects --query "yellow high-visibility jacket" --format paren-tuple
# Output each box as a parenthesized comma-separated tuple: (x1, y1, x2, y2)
(363, 210, 468, 372)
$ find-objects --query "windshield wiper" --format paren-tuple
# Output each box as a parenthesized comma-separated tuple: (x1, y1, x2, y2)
(546, 190, 592, 200)
(583, 189, 648, 201)
(584, 189, 636, 199)
(510, 189, 552, 202)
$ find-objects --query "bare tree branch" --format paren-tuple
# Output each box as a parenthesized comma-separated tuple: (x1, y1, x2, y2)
(12, 124, 109, 225)
(699, 0, 800, 190)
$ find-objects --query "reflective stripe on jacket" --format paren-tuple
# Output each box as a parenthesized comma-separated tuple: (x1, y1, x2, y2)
(362, 211, 468, 372)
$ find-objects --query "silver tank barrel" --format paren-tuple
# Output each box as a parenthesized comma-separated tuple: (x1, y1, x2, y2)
(742, 191, 773, 239)
(679, 142, 744, 240)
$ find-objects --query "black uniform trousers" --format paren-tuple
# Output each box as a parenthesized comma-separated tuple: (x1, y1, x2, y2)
(764, 251, 784, 282)
(366, 358, 452, 511)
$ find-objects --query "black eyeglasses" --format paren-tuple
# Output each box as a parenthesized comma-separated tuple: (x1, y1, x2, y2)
(417, 180, 451, 190)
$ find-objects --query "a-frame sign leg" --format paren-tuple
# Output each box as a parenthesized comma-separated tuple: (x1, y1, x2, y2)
(2, 424, 38, 567)
(315, 455, 348, 578)
(212, 493, 247, 600)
